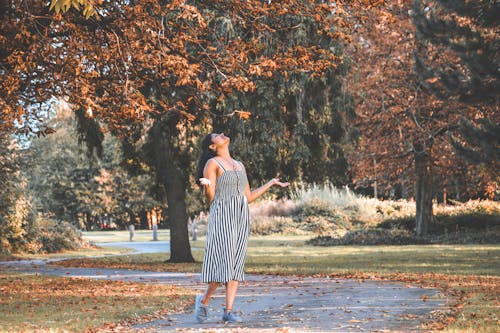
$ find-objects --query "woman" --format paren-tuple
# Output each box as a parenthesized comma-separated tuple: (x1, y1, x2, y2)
(194, 132, 289, 323)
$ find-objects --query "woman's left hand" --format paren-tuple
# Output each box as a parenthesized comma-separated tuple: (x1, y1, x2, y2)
(271, 178, 290, 188)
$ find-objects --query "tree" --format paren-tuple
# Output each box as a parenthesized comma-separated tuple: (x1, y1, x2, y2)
(412, 0, 500, 197)
(344, 1, 498, 236)
(450, 118, 500, 166)
(0, 136, 37, 253)
(1, 1, 357, 261)
(412, 0, 499, 105)
(24, 100, 158, 230)
(220, 70, 352, 188)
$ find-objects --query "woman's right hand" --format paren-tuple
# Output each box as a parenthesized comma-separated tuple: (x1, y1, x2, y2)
(199, 178, 211, 186)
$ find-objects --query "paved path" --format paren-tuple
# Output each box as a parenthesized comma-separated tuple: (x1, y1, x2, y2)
(96, 240, 171, 254)
(1, 261, 450, 333)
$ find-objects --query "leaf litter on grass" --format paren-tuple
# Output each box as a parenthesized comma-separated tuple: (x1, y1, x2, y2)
(0, 273, 193, 332)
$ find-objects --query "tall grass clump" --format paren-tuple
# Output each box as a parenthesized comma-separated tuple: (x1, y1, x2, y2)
(292, 183, 414, 225)
(245, 184, 418, 237)
(193, 183, 499, 245)
(249, 199, 296, 217)
(290, 184, 373, 236)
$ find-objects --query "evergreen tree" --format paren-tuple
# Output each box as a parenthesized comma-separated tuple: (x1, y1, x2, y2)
(412, 0, 499, 167)
(222, 71, 352, 189)
(450, 118, 500, 166)
(207, 10, 353, 188)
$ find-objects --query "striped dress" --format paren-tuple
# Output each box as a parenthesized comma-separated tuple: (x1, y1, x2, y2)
(201, 159, 250, 283)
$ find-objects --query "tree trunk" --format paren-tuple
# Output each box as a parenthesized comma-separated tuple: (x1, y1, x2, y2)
(150, 122, 194, 263)
(163, 172, 194, 262)
(125, 207, 136, 226)
(414, 142, 433, 236)
(85, 212, 92, 231)
(139, 209, 149, 229)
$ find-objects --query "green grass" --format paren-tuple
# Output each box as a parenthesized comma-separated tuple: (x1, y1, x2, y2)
(242, 238, 500, 276)
(58, 235, 500, 276)
(0, 272, 194, 333)
(55, 234, 499, 332)
(5, 233, 499, 332)
(0, 245, 133, 261)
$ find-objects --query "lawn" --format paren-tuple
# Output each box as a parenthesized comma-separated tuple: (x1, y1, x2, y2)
(2, 232, 499, 332)
(0, 272, 194, 333)
(56, 234, 499, 332)
(57, 234, 500, 276)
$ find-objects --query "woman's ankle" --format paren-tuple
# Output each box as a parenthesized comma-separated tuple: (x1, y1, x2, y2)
(200, 295, 209, 306)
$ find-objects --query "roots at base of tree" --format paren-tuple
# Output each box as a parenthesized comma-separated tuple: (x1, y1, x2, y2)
(165, 257, 195, 263)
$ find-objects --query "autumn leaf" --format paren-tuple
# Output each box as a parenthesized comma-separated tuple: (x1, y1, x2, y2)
(425, 77, 440, 84)
(236, 110, 251, 120)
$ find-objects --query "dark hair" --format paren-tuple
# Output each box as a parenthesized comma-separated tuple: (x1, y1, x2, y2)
(196, 133, 216, 186)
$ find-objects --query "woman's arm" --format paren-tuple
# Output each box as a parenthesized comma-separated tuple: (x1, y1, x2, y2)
(200, 159, 218, 203)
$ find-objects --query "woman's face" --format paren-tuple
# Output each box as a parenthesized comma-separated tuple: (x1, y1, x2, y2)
(210, 133, 230, 150)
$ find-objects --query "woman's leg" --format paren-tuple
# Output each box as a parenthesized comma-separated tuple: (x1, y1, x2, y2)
(195, 283, 219, 323)
(202, 282, 220, 305)
(225, 280, 239, 311)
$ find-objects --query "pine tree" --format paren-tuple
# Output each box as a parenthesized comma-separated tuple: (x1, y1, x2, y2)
(222, 69, 352, 189)
(412, 0, 499, 167)
(450, 118, 500, 165)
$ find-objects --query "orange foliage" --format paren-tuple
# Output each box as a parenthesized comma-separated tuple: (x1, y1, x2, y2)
(344, 1, 496, 198)
(1, 0, 373, 138)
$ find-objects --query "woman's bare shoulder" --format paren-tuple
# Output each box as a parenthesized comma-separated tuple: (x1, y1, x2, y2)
(235, 160, 246, 170)
(204, 158, 218, 170)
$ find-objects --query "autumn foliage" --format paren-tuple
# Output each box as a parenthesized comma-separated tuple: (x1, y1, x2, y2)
(1, 0, 366, 261)
(345, 1, 498, 201)
(0, 0, 358, 137)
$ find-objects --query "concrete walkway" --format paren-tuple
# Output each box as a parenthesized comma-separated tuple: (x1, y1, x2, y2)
(96, 240, 171, 254)
(1, 261, 450, 333)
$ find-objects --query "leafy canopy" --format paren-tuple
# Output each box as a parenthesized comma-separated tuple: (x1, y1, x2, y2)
(1, 0, 360, 138)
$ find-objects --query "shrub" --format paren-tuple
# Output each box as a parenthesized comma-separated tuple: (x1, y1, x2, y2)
(378, 216, 416, 230)
(311, 200, 500, 246)
(292, 184, 415, 226)
(433, 212, 500, 232)
(307, 228, 426, 246)
(378, 201, 500, 232)
(250, 216, 300, 235)
(426, 225, 500, 244)
(35, 217, 85, 253)
(0, 188, 38, 254)
(249, 199, 296, 217)
(0, 210, 85, 255)
(294, 206, 352, 234)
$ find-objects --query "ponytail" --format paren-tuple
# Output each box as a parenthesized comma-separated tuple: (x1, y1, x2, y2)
(196, 133, 215, 186)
